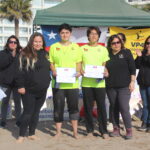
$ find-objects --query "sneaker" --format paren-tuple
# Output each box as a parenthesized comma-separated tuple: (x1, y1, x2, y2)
(138, 122, 147, 132)
(146, 127, 150, 133)
(0, 121, 6, 128)
(146, 124, 150, 133)
(125, 128, 132, 140)
(109, 126, 120, 137)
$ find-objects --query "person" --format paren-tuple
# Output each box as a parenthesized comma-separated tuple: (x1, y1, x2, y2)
(80, 26, 109, 139)
(0, 35, 22, 128)
(49, 23, 81, 139)
(106, 34, 136, 140)
(135, 36, 150, 132)
(16, 32, 51, 143)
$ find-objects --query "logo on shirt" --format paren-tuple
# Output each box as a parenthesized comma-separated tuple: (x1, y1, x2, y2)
(84, 48, 88, 51)
(119, 54, 124, 59)
(56, 47, 60, 51)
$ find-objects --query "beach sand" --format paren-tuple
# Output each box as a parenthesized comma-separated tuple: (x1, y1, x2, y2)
(0, 120, 150, 150)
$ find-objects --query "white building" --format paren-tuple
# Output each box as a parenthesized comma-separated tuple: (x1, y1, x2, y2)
(126, 0, 150, 5)
(0, 0, 64, 50)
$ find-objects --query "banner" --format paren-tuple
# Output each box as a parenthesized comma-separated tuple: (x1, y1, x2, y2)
(41, 26, 108, 51)
(110, 27, 150, 58)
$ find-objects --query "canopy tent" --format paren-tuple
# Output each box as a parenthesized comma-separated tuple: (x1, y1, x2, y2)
(33, 0, 150, 27)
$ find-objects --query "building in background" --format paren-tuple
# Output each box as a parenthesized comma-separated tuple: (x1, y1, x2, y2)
(126, 0, 150, 5)
(0, 0, 64, 50)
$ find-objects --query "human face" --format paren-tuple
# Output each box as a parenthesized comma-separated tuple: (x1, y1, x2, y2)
(33, 36, 43, 51)
(59, 29, 71, 42)
(8, 38, 17, 51)
(146, 38, 150, 55)
(146, 38, 150, 50)
(88, 29, 99, 44)
(111, 38, 121, 52)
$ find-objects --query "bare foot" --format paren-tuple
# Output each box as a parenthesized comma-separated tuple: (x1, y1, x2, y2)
(73, 133, 79, 139)
(102, 134, 109, 139)
(28, 135, 40, 140)
(54, 133, 61, 139)
(16, 137, 25, 143)
(86, 133, 94, 138)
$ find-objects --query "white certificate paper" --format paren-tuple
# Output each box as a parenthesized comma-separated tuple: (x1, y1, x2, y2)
(0, 88, 6, 100)
(84, 65, 104, 78)
(56, 67, 76, 83)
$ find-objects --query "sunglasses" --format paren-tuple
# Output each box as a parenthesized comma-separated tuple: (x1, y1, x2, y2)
(111, 41, 121, 45)
(9, 41, 17, 44)
(146, 42, 150, 45)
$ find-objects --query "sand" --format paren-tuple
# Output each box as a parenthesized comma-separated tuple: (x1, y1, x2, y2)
(0, 119, 150, 150)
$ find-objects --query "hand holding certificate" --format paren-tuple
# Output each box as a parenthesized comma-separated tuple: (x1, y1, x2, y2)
(84, 65, 105, 78)
(56, 67, 76, 83)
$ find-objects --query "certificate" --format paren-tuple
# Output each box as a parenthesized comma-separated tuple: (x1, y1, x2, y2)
(0, 88, 6, 100)
(56, 67, 76, 83)
(84, 65, 104, 78)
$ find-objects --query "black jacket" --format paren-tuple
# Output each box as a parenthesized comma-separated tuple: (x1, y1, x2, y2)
(16, 50, 51, 93)
(135, 51, 150, 87)
(106, 49, 136, 88)
(0, 49, 19, 88)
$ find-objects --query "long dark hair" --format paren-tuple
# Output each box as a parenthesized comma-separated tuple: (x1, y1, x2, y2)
(4, 35, 22, 53)
(117, 33, 126, 43)
(20, 32, 45, 70)
(143, 35, 150, 55)
(107, 34, 124, 53)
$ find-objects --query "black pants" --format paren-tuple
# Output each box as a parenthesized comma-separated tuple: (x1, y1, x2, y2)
(19, 89, 47, 137)
(106, 87, 131, 129)
(1, 87, 21, 123)
(82, 87, 108, 134)
(52, 88, 79, 122)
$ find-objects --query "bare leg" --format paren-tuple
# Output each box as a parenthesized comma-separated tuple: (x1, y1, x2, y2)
(71, 120, 78, 139)
(54, 122, 62, 138)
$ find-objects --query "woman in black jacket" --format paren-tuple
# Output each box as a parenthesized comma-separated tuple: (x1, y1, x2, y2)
(0, 35, 22, 128)
(135, 36, 150, 132)
(16, 32, 51, 143)
(106, 34, 136, 140)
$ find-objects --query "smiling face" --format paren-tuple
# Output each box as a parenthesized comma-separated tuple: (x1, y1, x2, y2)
(33, 36, 43, 51)
(59, 29, 71, 42)
(8, 38, 17, 51)
(88, 29, 99, 44)
(111, 37, 122, 52)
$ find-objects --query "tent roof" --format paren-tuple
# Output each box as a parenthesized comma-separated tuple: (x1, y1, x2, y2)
(33, 0, 150, 26)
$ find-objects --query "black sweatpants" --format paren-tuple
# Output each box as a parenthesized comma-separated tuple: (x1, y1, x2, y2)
(52, 88, 79, 122)
(106, 87, 132, 129)
(19, 89, 47, 137)
(1, 87, 21, 123)
(82, 87, 108, 134)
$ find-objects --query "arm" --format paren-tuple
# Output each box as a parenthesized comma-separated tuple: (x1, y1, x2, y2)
(129, 75, 136, 92)
(50, 63, 57, 77)
(0, 51, 14, 70)
(126, 50, 136, 92)
(76, 62, 82, 77)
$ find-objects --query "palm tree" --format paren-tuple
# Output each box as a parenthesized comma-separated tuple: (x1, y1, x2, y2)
(0, 0, 32, 37)
(142, 4, 150, 12)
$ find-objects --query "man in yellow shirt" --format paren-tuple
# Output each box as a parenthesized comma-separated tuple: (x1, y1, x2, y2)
(81, 26, 109, 139)
(49, 24, 81, 139)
